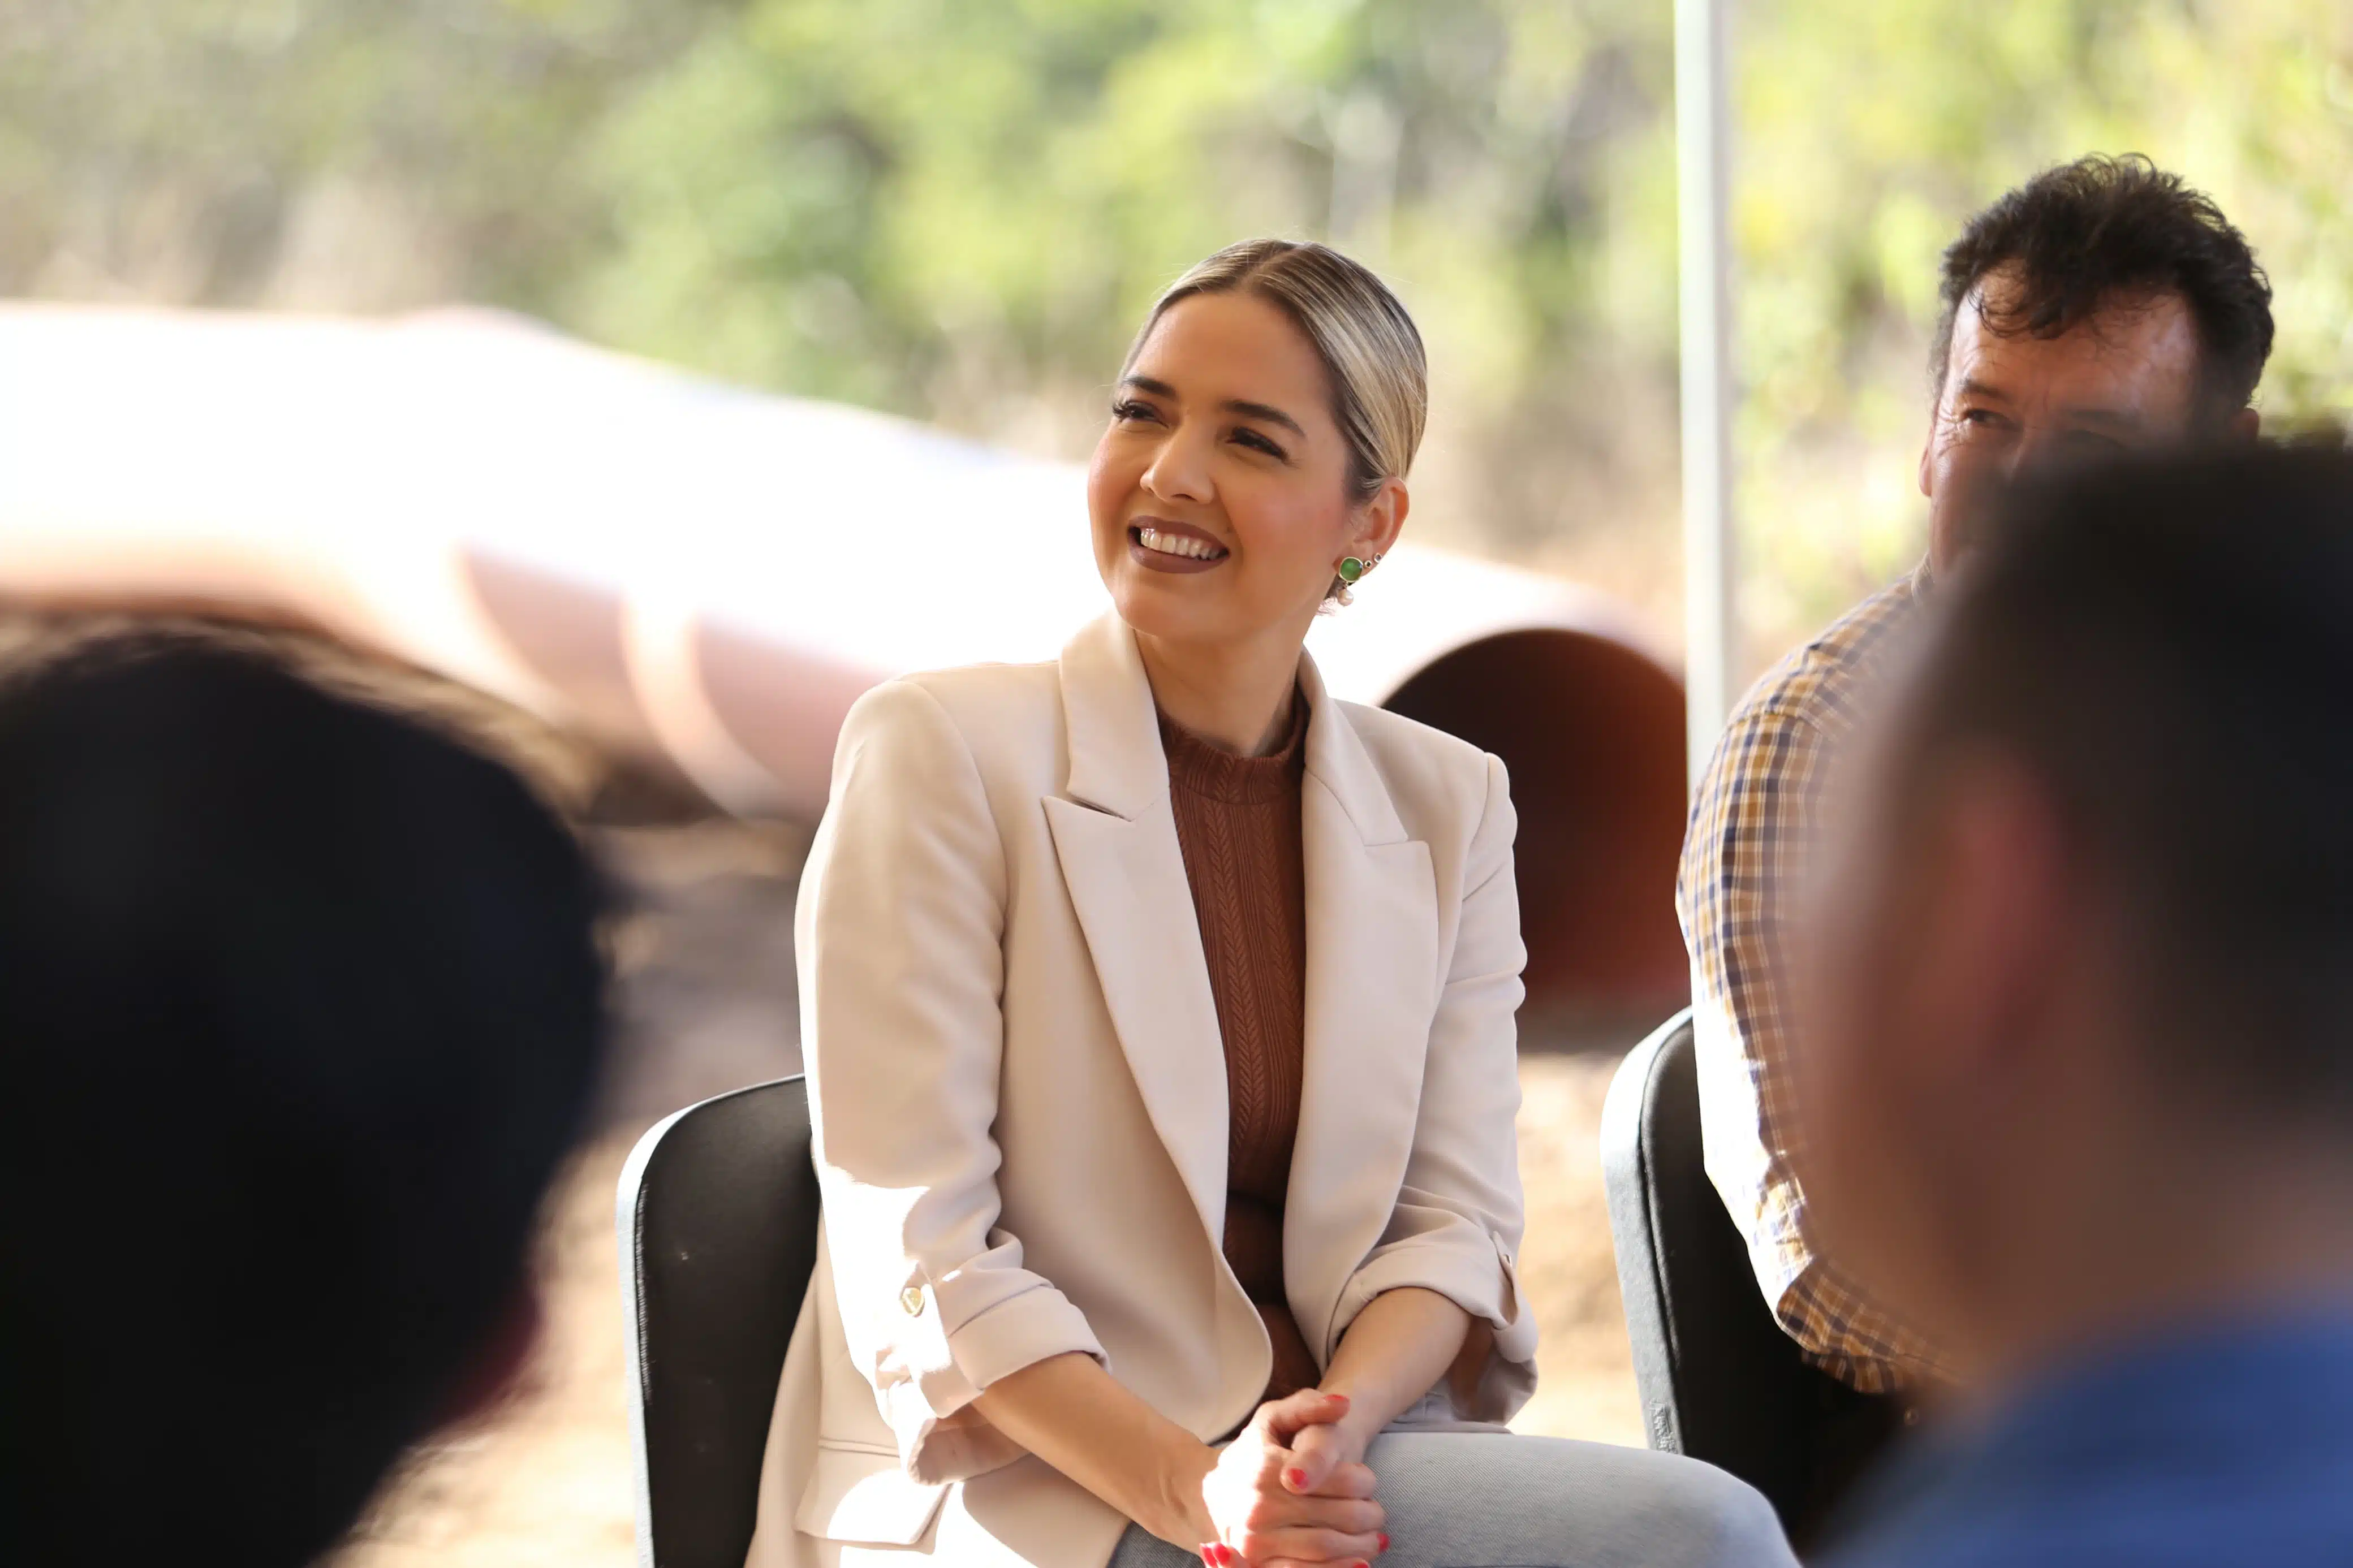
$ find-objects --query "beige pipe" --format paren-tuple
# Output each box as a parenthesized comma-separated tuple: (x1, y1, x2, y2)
(0, 304, 1688, 1020)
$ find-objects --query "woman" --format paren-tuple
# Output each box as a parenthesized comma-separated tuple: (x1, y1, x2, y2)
(746, 240, 1792, 1568)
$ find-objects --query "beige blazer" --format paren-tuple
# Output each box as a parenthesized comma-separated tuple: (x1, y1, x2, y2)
(745, 612, 1536, 1568)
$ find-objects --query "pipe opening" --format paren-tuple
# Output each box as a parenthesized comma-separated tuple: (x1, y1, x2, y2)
(1384, 628, 1691, 1048)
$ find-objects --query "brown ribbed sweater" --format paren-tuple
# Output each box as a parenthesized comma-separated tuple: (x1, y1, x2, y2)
(1158, 692, 1321, 1399)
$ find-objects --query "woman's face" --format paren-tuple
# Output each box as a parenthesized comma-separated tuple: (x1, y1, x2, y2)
(1088, 291, 1404, 654)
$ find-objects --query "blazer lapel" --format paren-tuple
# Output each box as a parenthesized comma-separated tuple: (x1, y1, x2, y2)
(1042, 614, 1230, 1242)
(1284, 656, 1440, 1361)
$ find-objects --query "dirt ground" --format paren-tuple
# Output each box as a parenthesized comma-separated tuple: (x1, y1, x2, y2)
(329, 819, 1651, 1567)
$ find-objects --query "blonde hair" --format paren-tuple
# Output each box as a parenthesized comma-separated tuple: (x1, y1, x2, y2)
(1124, 239, 1428, 508)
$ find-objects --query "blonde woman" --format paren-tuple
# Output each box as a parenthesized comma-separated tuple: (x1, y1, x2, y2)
(746, 241, 1793, 1568)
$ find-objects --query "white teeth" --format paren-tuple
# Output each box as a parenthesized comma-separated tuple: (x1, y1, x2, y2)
(1139, 526, 1222, 560)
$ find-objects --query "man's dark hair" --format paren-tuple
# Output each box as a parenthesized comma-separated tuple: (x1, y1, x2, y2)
(1933, 153, 2274, 420)
(0, 635, 609, 1568)
(1901, 447, 2353, 1115)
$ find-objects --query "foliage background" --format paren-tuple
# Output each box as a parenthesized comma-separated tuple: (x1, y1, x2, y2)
(7, 0, 2350, 673)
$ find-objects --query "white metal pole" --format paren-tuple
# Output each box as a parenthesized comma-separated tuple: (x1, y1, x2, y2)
(1676, 0, 1738, 791)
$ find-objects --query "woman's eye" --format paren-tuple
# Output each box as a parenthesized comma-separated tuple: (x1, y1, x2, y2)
(1232, 428, 1287, 459)
(1111, 399, 1161, 424)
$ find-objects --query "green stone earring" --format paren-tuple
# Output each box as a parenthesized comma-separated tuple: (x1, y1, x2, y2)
(1337, 555, 1369, 584)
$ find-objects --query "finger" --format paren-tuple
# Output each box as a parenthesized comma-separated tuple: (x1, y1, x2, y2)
(1285, 1428, 1338, 1494)
(1308, 1462, 1378, 1501)
(1239, 1526, 1382, 1565)
(1241, 1492, 1385, 1539)
(1260, 1388, 1351, 1444)
(1291, 1496, 1385, 1535)
(1257, 1547, 1389, 1568)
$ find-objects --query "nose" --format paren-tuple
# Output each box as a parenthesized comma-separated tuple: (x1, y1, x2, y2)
(1999, 430, 2043, 481)
(2004, 426, 2076, 483)
(1140, 423, 1214, 506)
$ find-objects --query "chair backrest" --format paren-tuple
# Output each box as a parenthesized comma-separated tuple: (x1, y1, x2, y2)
(1600, 1010, 1896, 1544)
(618, 1075, 820, 1568)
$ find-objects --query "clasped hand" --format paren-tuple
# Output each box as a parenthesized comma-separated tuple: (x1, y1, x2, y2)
(1198, 1389, 1388, 1568)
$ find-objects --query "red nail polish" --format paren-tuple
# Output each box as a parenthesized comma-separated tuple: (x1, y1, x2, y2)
(1285, 1467, 1308, 1490)
(1378, 1533, 1391, 1553)
(1329, 1393, 1351, 1409)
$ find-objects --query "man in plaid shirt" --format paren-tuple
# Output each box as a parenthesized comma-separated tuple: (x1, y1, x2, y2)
(1679, 155, 2274, 1398)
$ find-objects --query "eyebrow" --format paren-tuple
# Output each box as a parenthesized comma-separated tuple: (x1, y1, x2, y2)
(1955, 377, 2014, 408)
(1120, 375, 1308, 439)
(2060, 405, 2148, 433)
(1956, 377, 2146, 431)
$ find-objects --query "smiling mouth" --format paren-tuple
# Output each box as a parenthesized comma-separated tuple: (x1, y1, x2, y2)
(1132, 525, 1229, 562)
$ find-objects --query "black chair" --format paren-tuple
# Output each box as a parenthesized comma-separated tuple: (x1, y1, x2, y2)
(1601, 1010, 1901, 1549)
(619, 1075, 820, 1568)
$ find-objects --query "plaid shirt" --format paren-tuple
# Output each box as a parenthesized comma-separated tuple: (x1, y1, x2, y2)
(1678, 566, 1951, 1394)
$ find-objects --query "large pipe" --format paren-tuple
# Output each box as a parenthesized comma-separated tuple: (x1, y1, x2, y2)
(0, 303, 1687, 1022)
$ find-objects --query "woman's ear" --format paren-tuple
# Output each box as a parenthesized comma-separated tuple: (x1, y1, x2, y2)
(1351, 476, 1410, 562)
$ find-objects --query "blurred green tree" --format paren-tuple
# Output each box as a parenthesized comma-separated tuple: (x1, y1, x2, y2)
(5, 0, 2347, 667)
(565, 1, 1686, 561)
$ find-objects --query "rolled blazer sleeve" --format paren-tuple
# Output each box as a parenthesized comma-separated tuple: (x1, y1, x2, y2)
(798, 679, 1106, 1479)
(1328, 753, 1536, 1421)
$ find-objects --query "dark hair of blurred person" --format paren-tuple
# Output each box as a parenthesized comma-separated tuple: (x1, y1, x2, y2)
(1800, 446, 2353, 1568)
(0, 633, 609, 1568)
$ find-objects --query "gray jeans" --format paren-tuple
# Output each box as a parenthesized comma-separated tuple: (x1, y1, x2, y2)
(1106, 1432, 1795, 1568)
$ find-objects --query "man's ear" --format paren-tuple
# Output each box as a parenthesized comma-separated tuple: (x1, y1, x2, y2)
(2225, 406, 2261, 445)
(1919, 391, 1951, 500)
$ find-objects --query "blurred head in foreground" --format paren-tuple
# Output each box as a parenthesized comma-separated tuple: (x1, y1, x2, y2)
(0, 634, 607, 1568)
(1919, 153, 2273, 576)
(1801, 446, 2353, 1388)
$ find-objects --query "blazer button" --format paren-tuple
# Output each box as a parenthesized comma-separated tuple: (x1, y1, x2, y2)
(900, 1285, 925, 1317)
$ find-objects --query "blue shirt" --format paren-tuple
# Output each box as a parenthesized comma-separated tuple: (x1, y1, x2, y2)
(1822, 1312, 2353, 1568)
